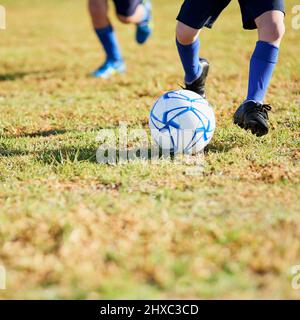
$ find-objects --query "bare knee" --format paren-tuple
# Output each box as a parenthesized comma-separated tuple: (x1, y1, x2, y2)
(256, 11, 285, 45)
(176, 21, 200, 45)
(117, 14, 134, 24)
(259, 21, 285, 44)
(117, 4, 145, 24)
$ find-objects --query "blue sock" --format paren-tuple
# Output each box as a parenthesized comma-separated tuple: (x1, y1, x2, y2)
(176, 38, 202, 84)
(247, 41, 279, 103)
(95, 25, 122, 62)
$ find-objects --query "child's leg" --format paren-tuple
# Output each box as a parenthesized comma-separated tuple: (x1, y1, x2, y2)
(89, 0, 109, 29)
(114, 0, 152, 45)
(89, 0, 125, 78)
(176, 21, 201, 84)
(88, 0, 122, 63)
(115, 1, 146, 24)
(247, 10, 285, 103)
(234, 1, 285, 137)
(175, 0, 230, 95)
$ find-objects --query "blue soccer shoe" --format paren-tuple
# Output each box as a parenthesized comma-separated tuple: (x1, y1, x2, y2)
(136, 0, 153, 45)
(91, 59, 126, 79)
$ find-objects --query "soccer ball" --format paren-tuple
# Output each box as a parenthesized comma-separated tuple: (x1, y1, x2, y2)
(149, 90, 215, 154)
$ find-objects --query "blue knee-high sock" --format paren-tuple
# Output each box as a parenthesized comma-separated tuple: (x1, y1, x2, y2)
(95, 25, 122, 62)
(176, 38, 202, 84)
(247, 41, 279, 103)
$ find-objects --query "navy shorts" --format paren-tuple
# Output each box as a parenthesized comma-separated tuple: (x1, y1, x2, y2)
(177, 0, 285, 30)
(113, 0, 142, 17)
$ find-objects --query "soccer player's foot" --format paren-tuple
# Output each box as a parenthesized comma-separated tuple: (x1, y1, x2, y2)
(91, 59, 126, 79)
(185, 58, 209, 98)
(234, 101, 272, 137)
(136, 0, 152, 45)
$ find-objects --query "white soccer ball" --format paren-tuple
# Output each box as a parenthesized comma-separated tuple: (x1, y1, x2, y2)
(149, 90, 216, 154)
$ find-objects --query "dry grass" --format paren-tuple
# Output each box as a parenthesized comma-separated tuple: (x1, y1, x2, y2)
(0, 0, 299, 299)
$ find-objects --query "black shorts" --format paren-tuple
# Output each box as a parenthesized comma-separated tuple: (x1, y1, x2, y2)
(113, 0, 142, 17)
(177, 0, 285, 30)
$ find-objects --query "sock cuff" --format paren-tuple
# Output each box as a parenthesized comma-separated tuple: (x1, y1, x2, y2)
(176, 37, 200, 50)
(95, 25, 113, 35)
(253, 41, 279, 64)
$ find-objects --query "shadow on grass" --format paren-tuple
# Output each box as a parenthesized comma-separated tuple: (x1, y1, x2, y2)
(205, 141, 234, 154)
(0, 71, 29, 81)
(17, 129, 68, 138)
(0, 69, 61, 82)
(205, 132, 246, 153)
(38, 147, 97, 164)
(1, 132, 233, 163)
(37, 146, 172, 165)
(0, 146, 96, 161)
(1, 129, 70, 139)
(0, 149, 28, 157)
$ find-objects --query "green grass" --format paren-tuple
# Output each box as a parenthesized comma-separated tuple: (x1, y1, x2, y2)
(0, 0, 299, 299)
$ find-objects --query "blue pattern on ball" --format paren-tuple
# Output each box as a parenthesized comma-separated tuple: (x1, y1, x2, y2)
(150, 91, 214, 153)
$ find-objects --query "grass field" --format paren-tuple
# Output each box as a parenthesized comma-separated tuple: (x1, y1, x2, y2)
(0, 0, 299, 299)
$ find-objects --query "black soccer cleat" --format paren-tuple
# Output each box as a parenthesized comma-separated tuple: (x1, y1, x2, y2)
(184, 58, 209, 98)
(234, 101, 272, 137)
